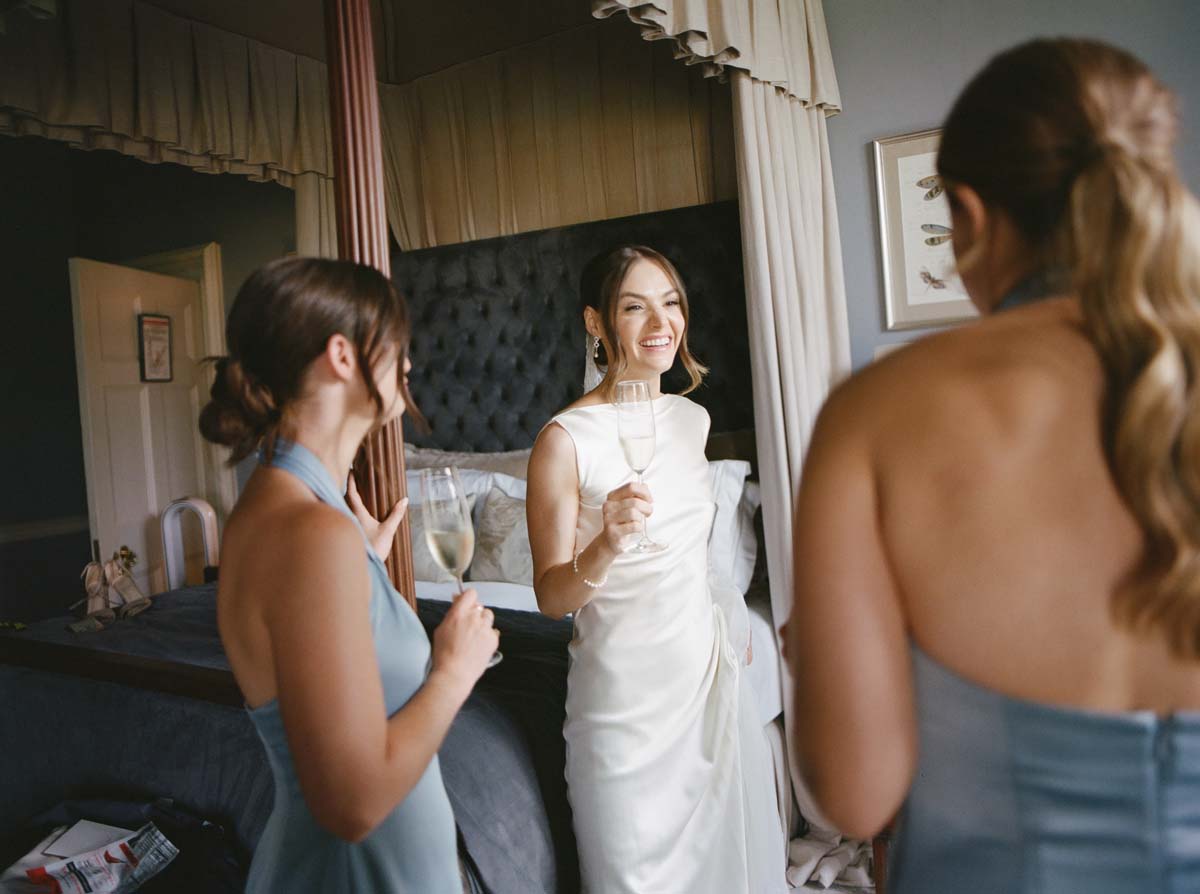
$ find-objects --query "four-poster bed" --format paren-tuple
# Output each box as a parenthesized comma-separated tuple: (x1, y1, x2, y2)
(0, 0, 866, 889)
(1, 199, 774, 893)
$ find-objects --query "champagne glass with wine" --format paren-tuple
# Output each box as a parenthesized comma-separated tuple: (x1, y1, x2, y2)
(615, 380, 666, 553)
(420, 467, 502, 667)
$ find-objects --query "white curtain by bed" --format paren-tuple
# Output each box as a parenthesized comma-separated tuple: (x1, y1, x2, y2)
(0, 0, 338, 258)
(598, 1, 860, 888)
(732, 68, 864, 888)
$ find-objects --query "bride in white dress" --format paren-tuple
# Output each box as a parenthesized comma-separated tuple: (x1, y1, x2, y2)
(527, 246, 786, 894)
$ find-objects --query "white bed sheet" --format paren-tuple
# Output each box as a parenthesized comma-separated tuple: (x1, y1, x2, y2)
(415, 579, 541, 613)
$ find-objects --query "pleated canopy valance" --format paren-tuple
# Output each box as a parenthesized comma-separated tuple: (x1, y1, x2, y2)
(593, 0, 841, 111)
(0, 0, 333, 186)
(0, 0, 738, 255)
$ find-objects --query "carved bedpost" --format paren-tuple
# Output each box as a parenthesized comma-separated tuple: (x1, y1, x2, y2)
(325, 0, 416, 606)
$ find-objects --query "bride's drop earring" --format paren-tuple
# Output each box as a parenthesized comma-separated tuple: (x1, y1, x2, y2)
(592, 336, 601, 363)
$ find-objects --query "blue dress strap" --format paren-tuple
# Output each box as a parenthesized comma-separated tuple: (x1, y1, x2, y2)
(994, 269, 1058, 312)
(260, 440, 387, 576)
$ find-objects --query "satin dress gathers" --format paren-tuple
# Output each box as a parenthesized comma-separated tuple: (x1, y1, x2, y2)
(244, 440, 461, 894)
(551, 395, 786, 894)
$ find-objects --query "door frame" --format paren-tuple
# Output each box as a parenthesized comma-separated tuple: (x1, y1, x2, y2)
(121, 243, 237, 522)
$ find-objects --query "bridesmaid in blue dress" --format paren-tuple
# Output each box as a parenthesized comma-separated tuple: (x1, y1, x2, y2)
(787, 39, 1200, 893)
(199, 257, 498, 892)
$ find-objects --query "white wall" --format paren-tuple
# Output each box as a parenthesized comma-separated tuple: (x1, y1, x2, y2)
(822, 0, 1200, 368)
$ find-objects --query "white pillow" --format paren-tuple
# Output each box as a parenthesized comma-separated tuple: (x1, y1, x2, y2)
(733, 482, 761, 594)
(406, 468, 495, 528)
(482, 471, 527, 501)
(406, 469, 530, 585)
(468, 486, 534, 586)
(405, 444, 532, 480)
(707, 460, 759, 594)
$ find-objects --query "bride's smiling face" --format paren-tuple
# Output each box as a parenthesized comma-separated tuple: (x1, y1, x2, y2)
(611, 259, 685, 377)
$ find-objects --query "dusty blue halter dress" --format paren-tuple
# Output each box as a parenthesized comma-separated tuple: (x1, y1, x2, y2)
(891, 279, 1200, 893)
(244, 440, 460, 893)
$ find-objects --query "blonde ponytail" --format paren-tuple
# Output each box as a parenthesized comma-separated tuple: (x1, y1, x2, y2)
(1068, 147, 1200, 655)
(938, 38, 1200, 657)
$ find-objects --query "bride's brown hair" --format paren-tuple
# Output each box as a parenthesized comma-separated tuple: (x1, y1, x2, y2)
(939, 38, 1200, 656)
(580, 245, 708, 399)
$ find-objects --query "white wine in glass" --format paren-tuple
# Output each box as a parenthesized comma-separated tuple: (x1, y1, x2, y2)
(615, 380, 666, 553)
(425, 528, 474, 580)
(419, 467, 502, 668)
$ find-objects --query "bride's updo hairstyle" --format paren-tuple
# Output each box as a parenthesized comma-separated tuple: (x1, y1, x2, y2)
(580, 245, 708, 398)
(200, 256, 422, 463)
(938, 38, 1200, 655)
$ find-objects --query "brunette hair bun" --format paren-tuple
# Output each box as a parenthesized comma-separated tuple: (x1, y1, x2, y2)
(199, 356, 281, 462)
(198, 256, 423, 465)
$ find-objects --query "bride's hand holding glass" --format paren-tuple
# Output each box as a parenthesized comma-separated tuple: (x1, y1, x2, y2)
(600, 482, 654, 555)
(615, 380, 666, 552)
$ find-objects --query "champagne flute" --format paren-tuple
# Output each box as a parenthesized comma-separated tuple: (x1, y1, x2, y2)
(420, 467, 502, 668)
(615, 380, 666, 553)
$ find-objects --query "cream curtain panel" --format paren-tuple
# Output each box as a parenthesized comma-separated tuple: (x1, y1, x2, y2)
(378, 19, 736, 250)
(0, 0, 338, 257)
(732, 70, 865, 887)
(599, 0, 861, 888)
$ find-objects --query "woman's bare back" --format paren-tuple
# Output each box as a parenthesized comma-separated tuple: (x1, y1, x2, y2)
(216, 466, 349, 708)
(867, 296, 1200, 713)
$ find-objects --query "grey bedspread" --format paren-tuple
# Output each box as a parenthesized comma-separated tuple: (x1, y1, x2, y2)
(0, 585, 579, 894)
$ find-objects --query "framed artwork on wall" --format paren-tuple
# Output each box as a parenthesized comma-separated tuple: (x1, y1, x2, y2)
(873, 128, 978, 330)
(137, 313, 173, 382)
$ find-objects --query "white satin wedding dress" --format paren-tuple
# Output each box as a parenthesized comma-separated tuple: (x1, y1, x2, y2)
(550, 395, 786, 894)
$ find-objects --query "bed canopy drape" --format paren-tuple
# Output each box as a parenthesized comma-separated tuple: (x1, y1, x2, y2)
(0, 0, 340, 255)
(0, 1, 736, 257)
(2, 1, 859, 881)
(596, 0, 861, 888)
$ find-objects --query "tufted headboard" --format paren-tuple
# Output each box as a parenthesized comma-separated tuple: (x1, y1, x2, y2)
(393, 200, 753, 452)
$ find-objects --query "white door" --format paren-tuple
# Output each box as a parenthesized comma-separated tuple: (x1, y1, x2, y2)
(70, 258, 225, 595)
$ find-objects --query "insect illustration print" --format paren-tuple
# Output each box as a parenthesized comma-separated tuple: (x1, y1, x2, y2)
(916, 174, 944, 201)
(920, 267, 947, 291)
(921, 223, 952, 246)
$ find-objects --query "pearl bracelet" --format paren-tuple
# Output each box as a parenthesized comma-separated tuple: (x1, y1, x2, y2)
(573, 551, 607, 589)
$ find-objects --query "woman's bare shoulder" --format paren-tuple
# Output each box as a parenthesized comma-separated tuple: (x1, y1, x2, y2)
(530, 419, 578, 484)
(223, 479, 363, 592)
(825, 297, 1092, 447)
(533, 391, 607, 459)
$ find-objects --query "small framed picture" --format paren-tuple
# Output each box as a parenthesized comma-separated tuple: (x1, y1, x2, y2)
(873, 128, 978, 330)
(138, 313, 173, 382)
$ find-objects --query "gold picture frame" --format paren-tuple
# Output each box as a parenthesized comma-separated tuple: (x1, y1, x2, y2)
(873, 128, 978, 330)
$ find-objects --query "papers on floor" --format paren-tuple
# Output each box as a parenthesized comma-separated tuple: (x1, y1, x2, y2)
(1, 820, 177, 893)
(42, 820, 133, 859)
